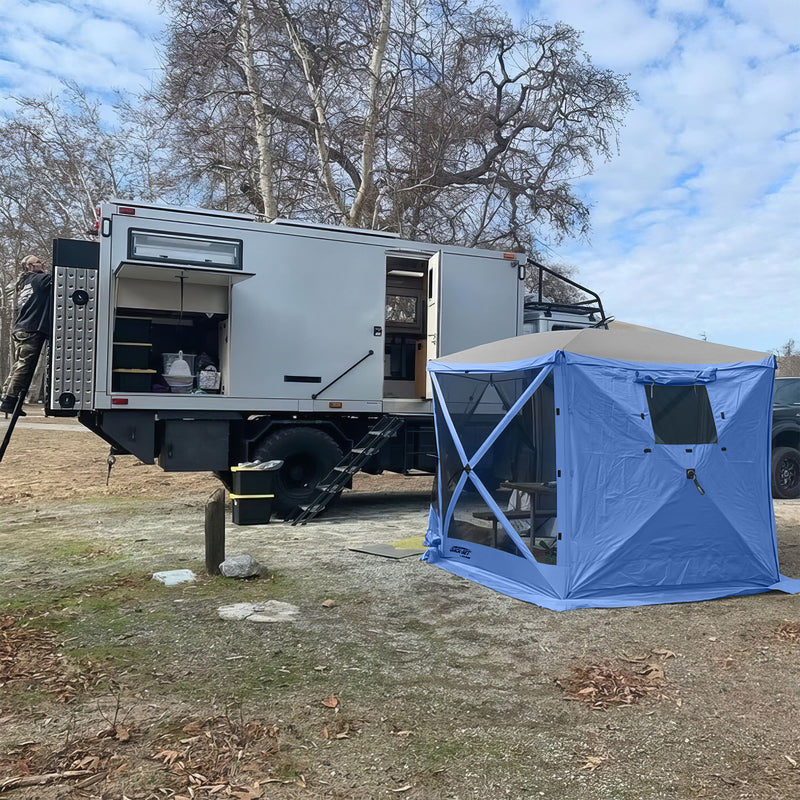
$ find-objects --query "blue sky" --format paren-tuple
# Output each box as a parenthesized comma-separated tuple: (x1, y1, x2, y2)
(1, 0, 799, 352)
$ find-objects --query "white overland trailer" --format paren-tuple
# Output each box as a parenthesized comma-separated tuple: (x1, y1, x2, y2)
(50, 201, 529, 517)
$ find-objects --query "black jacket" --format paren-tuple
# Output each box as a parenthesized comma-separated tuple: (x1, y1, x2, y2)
(14, 272, 52, 337)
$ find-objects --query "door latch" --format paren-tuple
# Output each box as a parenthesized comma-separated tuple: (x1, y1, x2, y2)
(686, 468, 705, 495)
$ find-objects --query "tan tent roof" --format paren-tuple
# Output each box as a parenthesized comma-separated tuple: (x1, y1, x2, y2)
(435, 324, 770, 366)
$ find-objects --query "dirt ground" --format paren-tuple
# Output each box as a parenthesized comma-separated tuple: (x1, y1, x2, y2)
(1, 407, 800, 799)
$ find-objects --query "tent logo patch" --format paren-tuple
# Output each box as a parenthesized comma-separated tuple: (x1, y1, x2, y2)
(450, 546, 471, 559)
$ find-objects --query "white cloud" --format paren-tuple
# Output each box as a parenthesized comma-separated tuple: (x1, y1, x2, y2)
(0, 0, 163, 102)
(535, 0, 679, 69)
(521, 0, 800, 352)
(726, 0, 800, 46)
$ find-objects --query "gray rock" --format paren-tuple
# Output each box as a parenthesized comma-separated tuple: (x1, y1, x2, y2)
(152, 569, 197, 586)
(219, 555, 263, 578)
(217, 601, 300, 623)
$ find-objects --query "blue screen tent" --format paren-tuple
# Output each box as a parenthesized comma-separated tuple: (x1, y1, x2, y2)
(422, 325, 800, 610)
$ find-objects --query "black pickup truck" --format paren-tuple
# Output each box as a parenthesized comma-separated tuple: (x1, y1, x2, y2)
(772, 377, 800, 498)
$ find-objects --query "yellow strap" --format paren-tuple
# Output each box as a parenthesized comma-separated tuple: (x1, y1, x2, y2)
(230, 493, 275, 500)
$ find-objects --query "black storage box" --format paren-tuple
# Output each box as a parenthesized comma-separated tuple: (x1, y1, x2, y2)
(231, 465, 278, 495)
(112, 369, 156, 392)
(231, 494, 274, 525)
(114, 316, 151, 342)
(113, 342, 151, 369)
(158, 420, 230, 471)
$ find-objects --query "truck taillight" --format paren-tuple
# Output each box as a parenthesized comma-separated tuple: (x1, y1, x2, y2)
(111, 398, 129, 405)
(118, 206, 136, 215)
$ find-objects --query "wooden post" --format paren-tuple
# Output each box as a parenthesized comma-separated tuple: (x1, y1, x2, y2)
(205, 487, 226, 575)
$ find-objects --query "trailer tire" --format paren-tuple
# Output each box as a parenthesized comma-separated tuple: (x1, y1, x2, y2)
(772, 446, 800, 499)
(255, 427, 343, 516)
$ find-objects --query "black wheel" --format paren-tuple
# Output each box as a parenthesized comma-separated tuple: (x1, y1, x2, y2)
(255, 427, 343, 515)
(771, 446, 800, 499)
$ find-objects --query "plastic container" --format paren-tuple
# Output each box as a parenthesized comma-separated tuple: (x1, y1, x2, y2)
(113, 342, 151, 369)
(164, 375, 194, 393)
(231, 460, 282, 494)
(112, 369, 156, 392)
(231, 494, 274, 525)
(162, 352, 196, 376)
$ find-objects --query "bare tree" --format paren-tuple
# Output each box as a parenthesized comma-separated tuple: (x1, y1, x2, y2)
(155, 0, 634, 247)
(775, 340, 800, 377)
(0, 88, 172, 389)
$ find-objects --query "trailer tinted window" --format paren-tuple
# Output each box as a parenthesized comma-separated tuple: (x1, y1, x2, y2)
(646, 384, 718, 445)
(129, 230, 242, 270)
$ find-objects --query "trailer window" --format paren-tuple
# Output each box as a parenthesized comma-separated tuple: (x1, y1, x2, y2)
(386, 293, 418, 325)
(129, 230, 242, 270)
(646, 384, 718, 445)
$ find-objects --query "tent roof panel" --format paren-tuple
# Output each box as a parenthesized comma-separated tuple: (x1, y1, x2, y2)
(434, 324, 769, 366)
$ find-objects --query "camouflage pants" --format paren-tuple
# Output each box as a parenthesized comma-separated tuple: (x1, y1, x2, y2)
(1, 330, 46, 401)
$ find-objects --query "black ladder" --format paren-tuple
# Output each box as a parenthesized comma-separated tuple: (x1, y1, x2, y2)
(291, 415, 404, 525)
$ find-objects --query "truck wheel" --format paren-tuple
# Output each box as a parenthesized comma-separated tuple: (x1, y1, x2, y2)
(255, 427, 343, 516)
(771, 446, 800, 499)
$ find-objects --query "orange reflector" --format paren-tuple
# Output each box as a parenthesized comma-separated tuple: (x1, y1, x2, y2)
(111, 397, 129, 405)
(329, 401, 343, 409)
(118, 206, 136, 215)
(503, 253, 516, 259)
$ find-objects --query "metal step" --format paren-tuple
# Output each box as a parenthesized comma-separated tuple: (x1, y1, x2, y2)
(291, 415, 404, 525)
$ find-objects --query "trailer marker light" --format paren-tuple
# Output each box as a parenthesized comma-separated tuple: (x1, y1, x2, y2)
(503, 253, 516, 259)
(111, 397, 129, 405)
(118, 206, 136, 215)
(329, 401, 342, 409)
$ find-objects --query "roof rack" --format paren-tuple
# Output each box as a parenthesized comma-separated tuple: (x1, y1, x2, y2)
(526, 260, 607, 328)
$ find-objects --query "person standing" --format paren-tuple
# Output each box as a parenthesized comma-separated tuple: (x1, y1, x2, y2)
(1, 255, 52, 415)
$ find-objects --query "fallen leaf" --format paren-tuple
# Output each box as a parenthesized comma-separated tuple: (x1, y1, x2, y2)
(154, 749, 180, 765)
(581, 756, 606, 772)
(652, 649, 676, 659)
(391, 786, 412, 793)
(322, 695, 339, 708)
(321, 599, 337, 608)
(785, 755, 797, 768)
(74, 755, 101, 771)
(314, 665, 328, 672)
(322, 727, 329, 739)
(638, 663, 665, 680)
(391, 730, 414, 737)
(115, 724, 131, 742)
(620, 652, 648, 662)
(230, 786, 263, 799)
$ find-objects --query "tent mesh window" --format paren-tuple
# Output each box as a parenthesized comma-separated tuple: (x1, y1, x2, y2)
(435, 370, 557, 563)
(645, 384, 718, 445)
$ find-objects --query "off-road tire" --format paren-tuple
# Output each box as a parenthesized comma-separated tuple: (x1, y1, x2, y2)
(255, 427, 343, 516)
(771, 446, 800, 499)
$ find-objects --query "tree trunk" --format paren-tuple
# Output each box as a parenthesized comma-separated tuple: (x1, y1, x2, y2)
(238, 0, 278, 218)
(348, 0, 392, 227)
